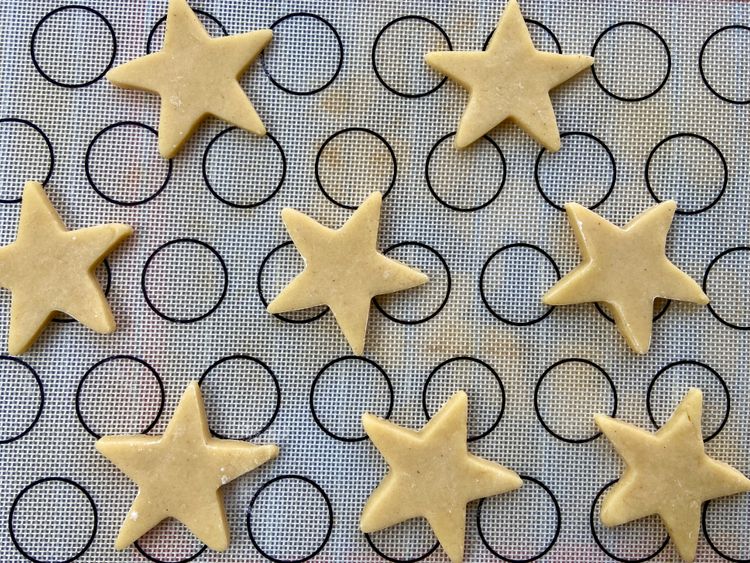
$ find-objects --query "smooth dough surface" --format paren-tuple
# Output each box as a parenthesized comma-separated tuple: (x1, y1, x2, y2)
(543, 200, 708, 354)
(424, 0, 593, 150)
(267, 191, 428, 355)
(96, 381, 278, 551)
(361, 391, 522, 563)
(595, 389, 750, 562)
(106, 0, 271, 158)
(0, 181, 132, 355)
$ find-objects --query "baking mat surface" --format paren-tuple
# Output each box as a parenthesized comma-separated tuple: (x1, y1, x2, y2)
(0, 0, 749, 561)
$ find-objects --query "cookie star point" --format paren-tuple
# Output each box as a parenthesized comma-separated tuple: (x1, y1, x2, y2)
(595, 389, 750, 562)
(543, 201, 708, 353)
(361, 391, 521, 563)
(96, 381, 278, 552)
(268, 191, 428, 355)
(107, 0, 271, 158)
(425, 0, 593, 150)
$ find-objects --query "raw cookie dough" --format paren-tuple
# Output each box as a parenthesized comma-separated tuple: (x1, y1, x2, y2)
(267, 191, 428, 355)
(595, 389, 750, 563)
(361, 391, 522, 563)
(107, 0, 271, 158)
(543, 201, 708, 354)
(424, 0, 592, 151)
(96, 381, 278, 551)
(0, 181, 131, 355)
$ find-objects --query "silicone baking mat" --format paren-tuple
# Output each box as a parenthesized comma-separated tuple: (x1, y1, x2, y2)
(0, 0, 749, 561)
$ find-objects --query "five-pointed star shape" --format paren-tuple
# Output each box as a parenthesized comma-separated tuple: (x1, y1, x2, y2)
(107, 0, 272, 158)
(267, 192, 428, 355)
(0, 181, 131, 355)
(424, 0, 593, 151)
(543, 201, 708, 354)
(361, 391, 522, 563)
(96, 381, 278, 551)
(595, 389, 750, 562)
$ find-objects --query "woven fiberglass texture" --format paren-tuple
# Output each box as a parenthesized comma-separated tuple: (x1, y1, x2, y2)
(1, 0, 749, 561)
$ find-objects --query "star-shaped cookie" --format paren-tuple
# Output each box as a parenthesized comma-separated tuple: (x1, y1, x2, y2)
(96, 381, 278, 551)
(107, 0, 272, 158)
(424, 0, 593, 150)
(543, 201, 708, 354)
(361, 391, 522, 563)
(0, 181, 132, 355)
(267, 192, 428, 355)
(595, 389, 750, 562)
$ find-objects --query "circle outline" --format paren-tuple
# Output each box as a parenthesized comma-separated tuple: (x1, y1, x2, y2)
(146, 8, 228, 54)
(0, 118, 55, 204)
(594, 298, 671, 325)
(533, 358, 617, 444)
(364, 531, 439, 563)
(534, 131, 616, 212)
(198, 354, 281, 440)
(246, 475, 334, 563)
(310, 356, 394, 443)
(133, 541, 207, 563)
(702, 498, 750, 562)
(702, 246, 750, 330)
(590, 21, 671, 102)
(372, 15, 452, 98)
(85, 121, 173, 206)
(141, 238, 229, 324)
(699, 25, 750, 105)
(0, 356, 44, 445)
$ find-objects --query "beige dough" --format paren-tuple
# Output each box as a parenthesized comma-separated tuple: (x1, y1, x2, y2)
(96, 381, 278, 551)
(543, 201, 708, 354)
(595, 389, 750, 562)
(361, 391, 522, 563)
(0, 181, 131, 355)
(424, 0, 592, 151)
(267, 191, 428, 355)
(107, 0, 271, 158)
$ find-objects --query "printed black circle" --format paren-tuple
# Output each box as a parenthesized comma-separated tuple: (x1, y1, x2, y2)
(591, 22, 671, 102)
(9, 477, 98, 563)
(146, 9, 228, 54)
(482, 19, 562, 53)
(365, 523, 439, 563)
(141, 238, 229, 323)
(594, 298, 670, 325)
(373, 242, 451, 325)
(534, 359, 617, 444)
(75, 355, 165, 439)
(247, 475, 334, 563)
(699, 25, 750, 105)
(477, 476, 562, 563)
(85, 121, 172, 206)
(480, 243, 560, 326)
(425, 131, 506, 212)
(202, 127, 286, 209)
(422, 357, 505, 442)
(702, 498, 750, 562)
(53, 260, 111, 323)
(0, 356, 44, 444)
(534, 132, 616, 212)
(310, 356, 393, 442)
(644, 133, 728, 215)
(646, 360, 729, 442)
(30, 5, 116, 88)
(0, 118, 54, 204)
(198, 355, 281, 440)
(256, 241, 329, 324)
(261, 13, 343, 96)
(590, 480, 669, 562)
(134, 520, 207, 563)
(703, 246, 750, 330)
(315, 127, 396, 210)
(372, 15, 452, 98)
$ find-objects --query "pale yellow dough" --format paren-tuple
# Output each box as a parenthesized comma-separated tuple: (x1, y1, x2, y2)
(543, 201, 708, 354)
(424, 0, 593, 151)
(595, 389, 750, 562)
(96, 381, 278, 551)
(267, 191, 428, 355)
(361, 391, 522, 563)
(0, 181, 131, 355)
(107, 0, 271, 158)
